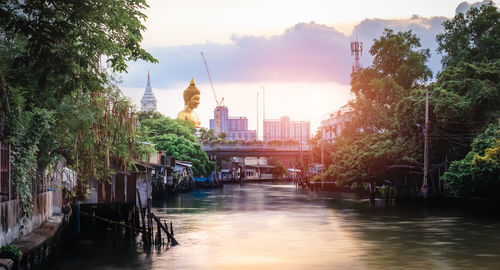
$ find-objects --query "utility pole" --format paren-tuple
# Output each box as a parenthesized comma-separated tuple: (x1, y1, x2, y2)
(262, 87, 265, 142)
(422, 87, 430, 198)
(256, 92, 259, 141)
(299, 127, 304, 172)
(321, 140, 324, 166)
(213, 154, 217, 184)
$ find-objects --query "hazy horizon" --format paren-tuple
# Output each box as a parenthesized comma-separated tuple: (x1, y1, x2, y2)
(119, 0, 498, 137)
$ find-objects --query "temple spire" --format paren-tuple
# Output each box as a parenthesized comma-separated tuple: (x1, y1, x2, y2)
(147, 70, 151, 87)
(141, 70, 157, 112)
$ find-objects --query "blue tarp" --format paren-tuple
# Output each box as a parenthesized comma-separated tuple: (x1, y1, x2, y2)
(194, 177, 211, 184)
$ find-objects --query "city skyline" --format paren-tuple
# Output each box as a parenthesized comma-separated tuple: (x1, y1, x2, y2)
(120, 0, 497, 136)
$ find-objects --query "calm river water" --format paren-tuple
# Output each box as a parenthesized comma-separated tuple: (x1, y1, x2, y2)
(53, 184, 500, 270)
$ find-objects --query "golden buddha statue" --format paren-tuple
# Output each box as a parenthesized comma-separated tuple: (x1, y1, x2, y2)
(177, 78, 201, 128)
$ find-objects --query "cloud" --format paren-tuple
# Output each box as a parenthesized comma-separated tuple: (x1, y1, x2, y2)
(352, 15, 447, 77)
(120, 1, 494, 89)
(122, 22, 353, 89)
(455, 0, 493, 14)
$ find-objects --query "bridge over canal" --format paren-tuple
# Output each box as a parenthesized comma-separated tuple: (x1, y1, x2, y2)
(201, 144, 309, 167)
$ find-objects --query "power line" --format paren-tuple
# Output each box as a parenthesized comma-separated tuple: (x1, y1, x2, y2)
(433, 126, 479, 135)
(431, 132, 474, 146)
(433, 137, 473, 147)
(432, 130, 476, 140)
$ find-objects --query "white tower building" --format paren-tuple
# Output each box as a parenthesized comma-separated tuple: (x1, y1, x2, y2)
(140, 71, 157, 112)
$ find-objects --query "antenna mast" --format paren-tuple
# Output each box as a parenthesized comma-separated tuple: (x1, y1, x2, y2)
(350, 35, 363, 72)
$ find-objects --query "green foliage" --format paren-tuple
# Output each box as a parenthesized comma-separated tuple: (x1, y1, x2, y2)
(0, 244, 21, 262)
(55, 84, 139, 190)
(139, 117, 214, 176)
(324, 5, 500, 198)
(327, 131, 419, 186)
(308, 129, 334, 166)
(427, 4, 500, 167)
(8, 106, 54, 222)
(437, 3, 499, 67)
(198, 127, 228, 145)
(0, 0, 156, 218)
(369, 29, 432, 89)
(268, 157, 287, 179)
(436, 60, 500, 123)
(325, 29, 431, 187)
(199, 127, 217, 143)
(136, 125, 157, 161)
(137, 111, 164, 122)
(348, 29, 431, 138)
(443, 122, 500, 197)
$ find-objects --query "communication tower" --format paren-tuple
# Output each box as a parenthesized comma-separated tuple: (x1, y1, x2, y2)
(350, 36, 363, 72)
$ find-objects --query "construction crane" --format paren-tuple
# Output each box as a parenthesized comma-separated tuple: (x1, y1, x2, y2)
(200, 52, 224, 135)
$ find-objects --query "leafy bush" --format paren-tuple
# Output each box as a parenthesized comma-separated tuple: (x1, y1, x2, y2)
(443, 123, 500, 197)
(0, 245, 21, 262)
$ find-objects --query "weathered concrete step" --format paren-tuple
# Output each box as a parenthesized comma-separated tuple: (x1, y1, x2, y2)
(12, 214, 63, 255)
(0, 258, 13, 270)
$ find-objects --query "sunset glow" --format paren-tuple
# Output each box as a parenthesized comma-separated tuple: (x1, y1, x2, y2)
(3, 1, 499, 269)
(121, 0, 498, 137)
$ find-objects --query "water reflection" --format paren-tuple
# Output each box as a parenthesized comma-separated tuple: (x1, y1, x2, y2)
(152, 184, 500, 270)
(54, 184, 500, 270)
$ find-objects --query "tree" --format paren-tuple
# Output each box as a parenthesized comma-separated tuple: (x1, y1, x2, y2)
(325, 29, 432, 188)
(322, 4, 499, 198)
(198, 127, 217, 143)
(219, 132, 228, 141)
(137, 111, 164, 122)
(139, 117, 215, 176)
(350, 29, 431, 132)
(268, 158, 287, 180)
(0, 0, 156, 219)
(198, 128, 229, 145)
(437, 2, 499, 67)
(55, 85, 139, 189)
(436, 4, 500, 198)
(425, 3, 500, 178)
(442, 122, 500, 197)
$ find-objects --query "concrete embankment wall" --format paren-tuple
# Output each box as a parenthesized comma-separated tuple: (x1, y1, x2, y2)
(0, 191, 55, 246)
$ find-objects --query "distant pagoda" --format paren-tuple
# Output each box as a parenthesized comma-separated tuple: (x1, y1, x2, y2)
(140, 71, 157, 112)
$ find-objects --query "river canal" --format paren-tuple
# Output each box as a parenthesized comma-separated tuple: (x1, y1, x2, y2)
(53, 183, 500, 270)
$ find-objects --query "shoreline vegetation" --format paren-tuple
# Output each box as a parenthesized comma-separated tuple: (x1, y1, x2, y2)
(0, 1, 498, 267)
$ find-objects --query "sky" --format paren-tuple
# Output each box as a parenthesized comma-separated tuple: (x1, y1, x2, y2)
(119, 0, 498, 138)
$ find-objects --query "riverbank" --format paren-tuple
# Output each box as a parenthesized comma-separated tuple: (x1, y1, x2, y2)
(0, 212, 69, 270)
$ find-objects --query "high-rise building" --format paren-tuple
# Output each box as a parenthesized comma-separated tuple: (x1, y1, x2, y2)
(140, 71, 157, 112)
(209, 106, 256, 141)
(263, 116, 310, 143)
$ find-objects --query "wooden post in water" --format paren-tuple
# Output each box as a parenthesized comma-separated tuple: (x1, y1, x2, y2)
(164, 220, 170, 243)
(369, 182, 376, 203)
(156, 219, 162, 246)
(147, 199, 152, 245)
(147, 172, 153, 245)
(150, 213, 179, 246)
(80, 212, 146, 233)
(92, 210, 96, 237)
(136, 189, 149, 246)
